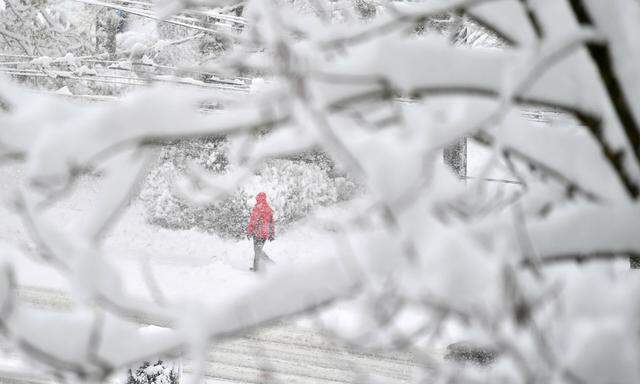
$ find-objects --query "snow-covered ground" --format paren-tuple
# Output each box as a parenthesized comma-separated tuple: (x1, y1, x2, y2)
(0, 162, 424, 384)
(2, 141, 507, 300)
(0, 164, 342, 301)
(0, 142, 508, 383)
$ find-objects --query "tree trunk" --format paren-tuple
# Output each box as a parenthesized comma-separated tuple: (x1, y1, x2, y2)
(95, 9, 120, 59)
(444, 138, 467, 179)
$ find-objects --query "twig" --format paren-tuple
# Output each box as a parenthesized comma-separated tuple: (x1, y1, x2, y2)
(511, 201, 542, 278)
(140, 255, 169, 307)
(0, 26, 31, 55)
(473, 131, 602, 202)
(320, 0, 503, 50)
(463, 175, 522, 185)
(86, 311, 114, 380)
(72, 0, 248, 43)
(517, 0, 544, 39)
(461, 12, 518, 46)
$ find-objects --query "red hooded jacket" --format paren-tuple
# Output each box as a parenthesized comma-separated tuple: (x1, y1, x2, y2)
(247, 192, 275, 239)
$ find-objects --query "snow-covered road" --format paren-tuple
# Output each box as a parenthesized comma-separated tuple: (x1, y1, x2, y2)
(5, 286, 429, 384)
(187, 324, 420, 384)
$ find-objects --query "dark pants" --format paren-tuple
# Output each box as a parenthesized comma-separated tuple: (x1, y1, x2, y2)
(252, 237, 274, 271)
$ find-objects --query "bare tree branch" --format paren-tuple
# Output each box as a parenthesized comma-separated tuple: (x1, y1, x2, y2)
(473, 130, 602, 202)
(521, 251, 640, 267)
(321, 0, 505, 50)
(517, 0, 544, 39)
(567, 0, 640, 198)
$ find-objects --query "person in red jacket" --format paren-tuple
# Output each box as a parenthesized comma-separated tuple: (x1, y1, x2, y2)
(246, 192, 275, 271)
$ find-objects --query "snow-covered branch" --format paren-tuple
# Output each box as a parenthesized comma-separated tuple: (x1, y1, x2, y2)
(2, 0, 640, 383)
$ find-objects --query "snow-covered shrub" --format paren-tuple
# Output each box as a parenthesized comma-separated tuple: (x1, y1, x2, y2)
(140, 138, 250, 237)
(334, 176, 359, 202)
(141, 139, 356, 237)
(126, 360, 179, 384)
(253, 159, 340, 225)
(288, 151, 363, 201)
(353, 0, 377, 19)
(140, 162, 198, 229)
(197, 189, 252, 238)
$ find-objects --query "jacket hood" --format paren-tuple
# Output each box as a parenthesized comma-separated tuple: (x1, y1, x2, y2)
(256, 192, 267, 203)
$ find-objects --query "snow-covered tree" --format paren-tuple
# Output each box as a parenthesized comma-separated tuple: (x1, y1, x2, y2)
(1, 0, 640, 383)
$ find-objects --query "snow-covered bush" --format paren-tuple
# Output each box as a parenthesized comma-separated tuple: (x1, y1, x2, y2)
(253, 159, 340, 224)
(140, 161, 198, 230)
(353, 0, 377, 19)
(126, 360, 179, 384)
(140, 138, 249, 237)
(141, 140, 351, 237)
(197, 189, 251, 238)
